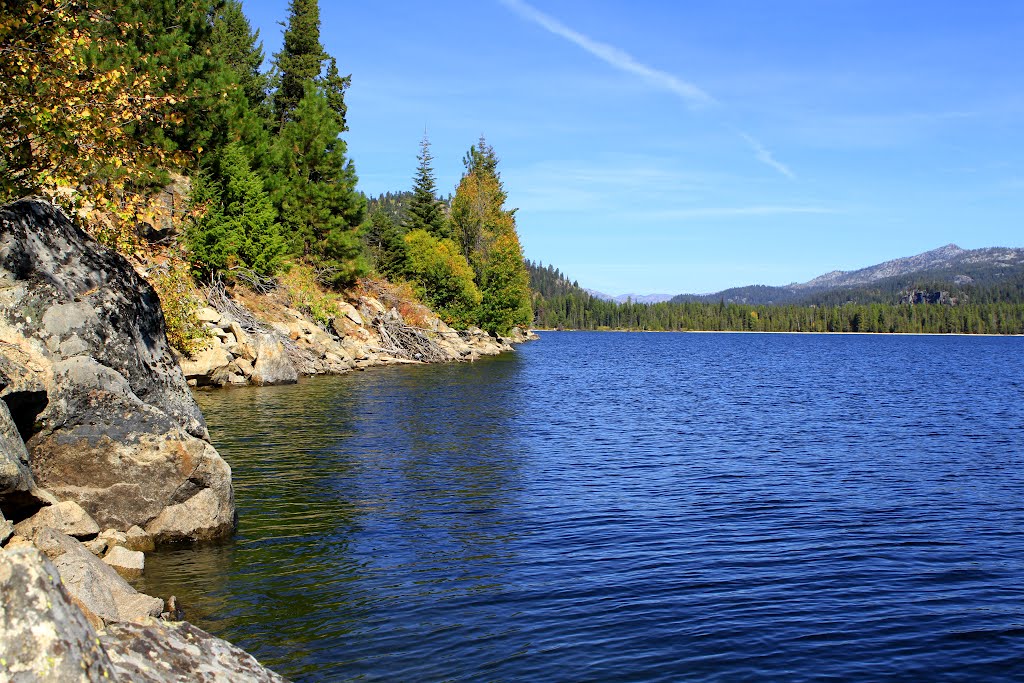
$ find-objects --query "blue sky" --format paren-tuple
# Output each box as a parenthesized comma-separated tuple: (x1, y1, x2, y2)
(243, 0, 1023, 295)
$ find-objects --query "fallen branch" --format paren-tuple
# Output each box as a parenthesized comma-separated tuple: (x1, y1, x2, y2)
(203, 278, 272, 336)
(373, 314, 452, 363)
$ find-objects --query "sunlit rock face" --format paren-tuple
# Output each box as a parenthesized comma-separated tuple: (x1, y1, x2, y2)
(0, 199, 234, 542)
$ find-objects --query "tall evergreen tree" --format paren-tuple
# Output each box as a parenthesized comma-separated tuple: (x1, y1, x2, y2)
(362, 209, 408, 278)
(101, 0, 224, 161)
(479, 232, 532, 334)
(404, 134, 448, 239)
(323, 56, 351, 132)
(210, 0, 269, 118)
(269, 83, 366, 287)
(272, 0, 325, 128)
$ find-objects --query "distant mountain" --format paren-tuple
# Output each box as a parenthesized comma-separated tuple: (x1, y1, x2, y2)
(670, 244, 1024, 306)
(792, 244, 1022, 289)
(585, 290, 674, 304)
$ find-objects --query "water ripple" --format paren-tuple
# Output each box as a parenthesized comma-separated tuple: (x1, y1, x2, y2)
(140, 333, 1024, 681)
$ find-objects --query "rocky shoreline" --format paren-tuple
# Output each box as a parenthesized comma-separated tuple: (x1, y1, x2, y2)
(177, 276, 534, 391)
(0, 198, 533, 680)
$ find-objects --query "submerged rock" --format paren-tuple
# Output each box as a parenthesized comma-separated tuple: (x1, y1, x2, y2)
(0, 199, 235, 542)
(124, 525, 155, 552)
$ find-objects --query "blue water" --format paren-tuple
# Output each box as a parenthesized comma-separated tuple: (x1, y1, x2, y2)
(141, 332, 1024, 681)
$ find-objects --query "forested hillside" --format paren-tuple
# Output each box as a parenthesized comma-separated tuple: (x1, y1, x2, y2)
(1, 0, 532, 341)
(528, 262, 1024, 334)
(670, 245, 1024, 307)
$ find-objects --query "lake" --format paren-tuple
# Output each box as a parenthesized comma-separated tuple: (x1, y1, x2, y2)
(140, 332, 1024, 681)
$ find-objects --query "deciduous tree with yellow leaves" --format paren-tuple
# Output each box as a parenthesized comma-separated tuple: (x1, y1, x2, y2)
(0, 0, 185, 250)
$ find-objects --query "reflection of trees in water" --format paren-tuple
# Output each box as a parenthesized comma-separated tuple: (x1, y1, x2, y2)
(143, 358, 527, 674)
(147, 378, 367, 665)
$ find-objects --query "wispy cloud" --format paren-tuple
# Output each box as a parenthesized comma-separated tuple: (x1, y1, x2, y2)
(738, 133, 795, 179)
(497, 0, 794, 179)
(497, 0, 714, 108)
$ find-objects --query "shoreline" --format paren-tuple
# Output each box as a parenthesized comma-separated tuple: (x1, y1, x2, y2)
(532, 328, 1023, 337)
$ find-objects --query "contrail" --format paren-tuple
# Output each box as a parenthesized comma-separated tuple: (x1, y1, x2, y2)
(498, 0, 795, 179)
(498, 0, 714, 108)
(739, 132, 796, 180)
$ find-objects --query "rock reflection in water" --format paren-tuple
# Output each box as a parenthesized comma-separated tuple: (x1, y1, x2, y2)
(140, 355, 525, 680)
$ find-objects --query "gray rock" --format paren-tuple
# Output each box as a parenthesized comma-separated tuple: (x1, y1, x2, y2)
(0, 546, 117, 681)
(124, 525, 155, 552)
(196, 306, 222, 324)
(3, 534, 33, 550)
(14, 500, 100, 539)
(179, 338, 234, 387)
(82, 536, 109, 557)
(250, 335, 298, 386)
(233, 357, 255, 378)
(0, 199, 235, 543)
(0, 399, 34, 498)
(228, 321, 247, 345)
(0, 388, 54, 519)
(100, 618, 289, 682)
(339, 301, 363, 326)
(34, 527, 163, 624)
(99, 528, 128, 546)
(145, 487, 236, 543)
(102, 545, 145, 579)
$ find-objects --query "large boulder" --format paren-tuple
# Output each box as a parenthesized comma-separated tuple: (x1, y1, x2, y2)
(1, 546, 287, 682)
(0, 199, 234, 542)
(0, 364, 56, 520)
(0, 546, 117, 681)
(250, 334, 298, 385)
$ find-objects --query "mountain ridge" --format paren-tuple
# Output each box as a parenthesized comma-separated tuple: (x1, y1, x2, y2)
(669, 243, 1024, 306)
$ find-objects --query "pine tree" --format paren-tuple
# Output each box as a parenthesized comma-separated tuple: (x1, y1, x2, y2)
(203, 0, 272, 173)
(104, 0, 225, 160)
(210, 1, 269, 117)
(323, 56, 351, 133)
(186, 142, 285, 278)
(362, 209, 408, 277)
(269, 84, 366, 287)
(404, 134, 448, 238)
(272, 0, 325, 128)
